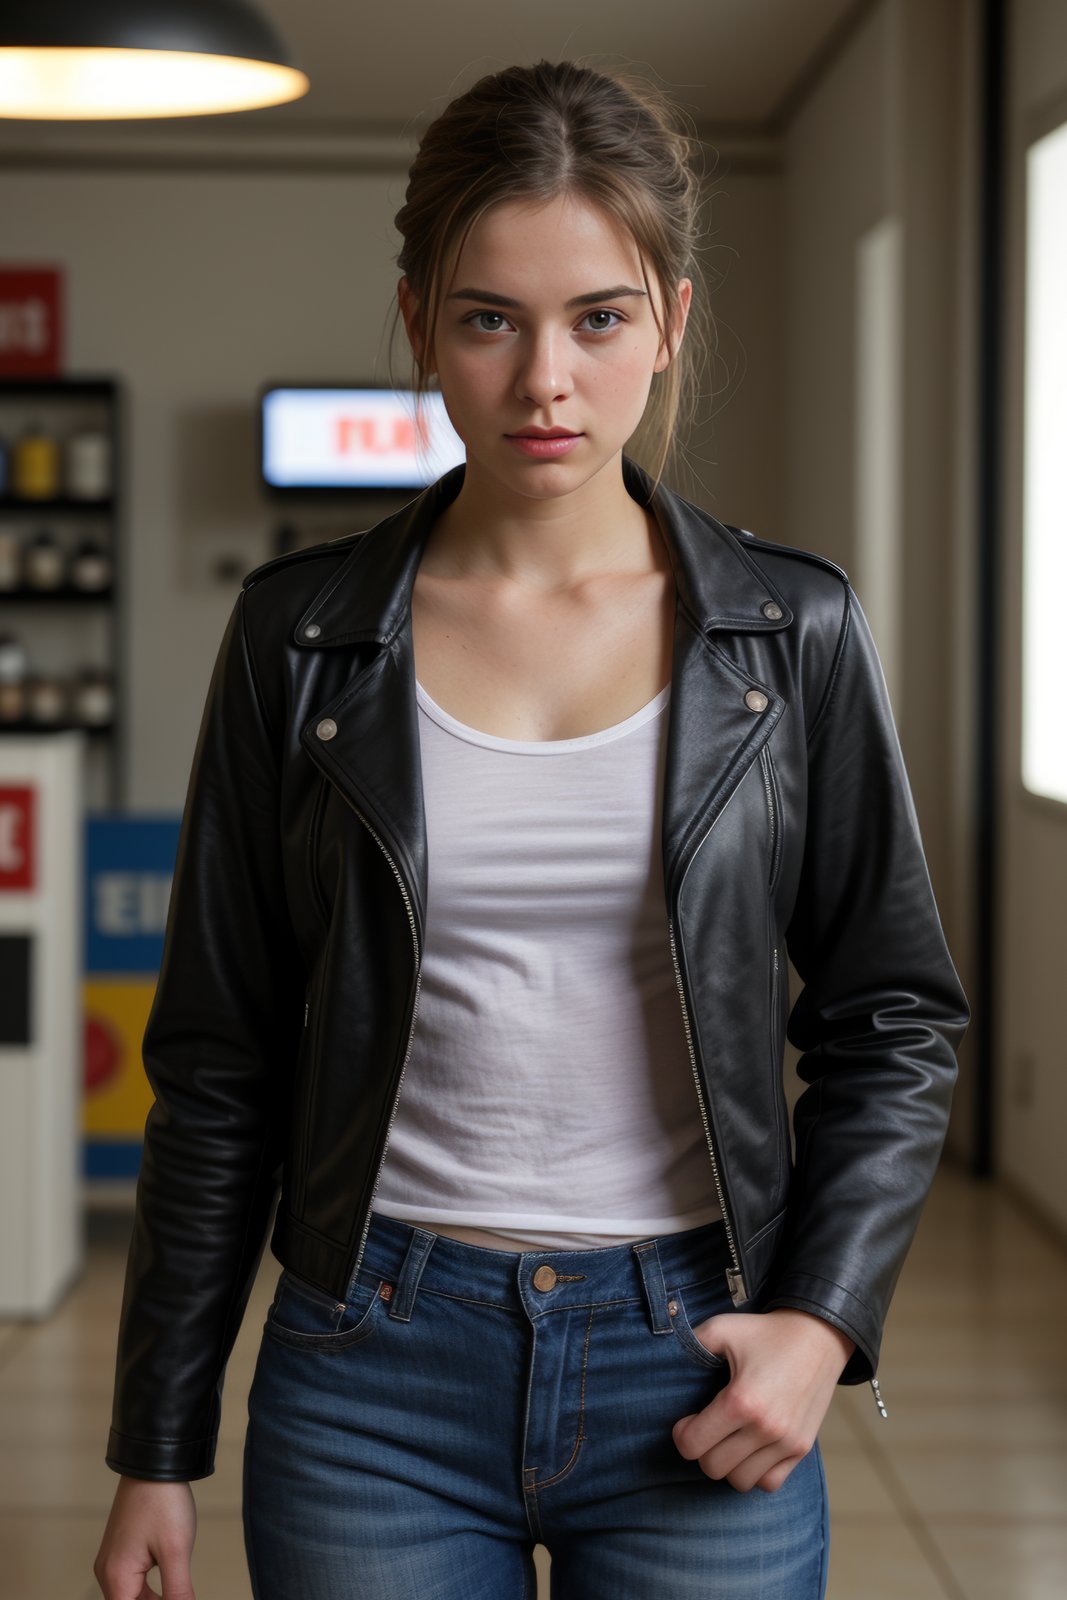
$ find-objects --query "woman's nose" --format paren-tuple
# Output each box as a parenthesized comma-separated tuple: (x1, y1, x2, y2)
(514, 331, 574, 407)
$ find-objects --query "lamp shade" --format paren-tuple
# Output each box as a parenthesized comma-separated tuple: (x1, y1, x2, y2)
(0, 0, 310, 119)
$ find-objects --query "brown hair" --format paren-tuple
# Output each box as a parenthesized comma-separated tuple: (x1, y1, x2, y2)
(386, 59, 714, 499)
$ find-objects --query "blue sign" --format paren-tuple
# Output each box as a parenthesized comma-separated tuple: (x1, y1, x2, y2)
(84, 813, 181, 975)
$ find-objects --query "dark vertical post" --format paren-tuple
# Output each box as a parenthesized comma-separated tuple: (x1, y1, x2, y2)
(974, 0, 1007, 1177)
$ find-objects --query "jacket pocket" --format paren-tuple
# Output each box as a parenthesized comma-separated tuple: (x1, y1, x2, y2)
(759, 744, 784, 893)
(306, 777, 332, 931)
(292, 963, 325, 1216)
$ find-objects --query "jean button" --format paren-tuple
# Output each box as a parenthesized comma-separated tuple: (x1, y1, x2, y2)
(532, 1265, 558, 1292)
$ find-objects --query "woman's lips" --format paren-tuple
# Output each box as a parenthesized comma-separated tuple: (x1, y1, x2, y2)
(505, 433, 582, 458)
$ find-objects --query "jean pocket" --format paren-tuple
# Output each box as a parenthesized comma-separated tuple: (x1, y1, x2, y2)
(264, 1267, 385, 1352)
(667, 1277, 732, 1373)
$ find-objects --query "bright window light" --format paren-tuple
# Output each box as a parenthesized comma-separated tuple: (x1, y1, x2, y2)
(1022, 119, 1067, 805)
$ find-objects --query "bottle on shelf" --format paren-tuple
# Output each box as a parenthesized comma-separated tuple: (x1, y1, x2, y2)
(25, 671, 68, 726)
(71, 666, 114, 727)
(12, 421, 61, 500)
(70, 534, 112, 592)
(65, 423, 112, 500)
(23, 527, 67, 590)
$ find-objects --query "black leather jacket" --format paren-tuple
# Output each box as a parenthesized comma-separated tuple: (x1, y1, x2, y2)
(106, 455, 969, 1481)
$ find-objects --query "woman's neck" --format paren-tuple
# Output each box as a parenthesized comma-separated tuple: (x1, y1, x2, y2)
(420, 455, 666, 591)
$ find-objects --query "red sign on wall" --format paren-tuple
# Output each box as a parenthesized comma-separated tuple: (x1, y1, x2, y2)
(0, 268, 64, 375)
(0, 786, 37, 890)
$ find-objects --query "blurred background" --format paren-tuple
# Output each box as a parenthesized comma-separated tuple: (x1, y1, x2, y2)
(0, 0, 1065, 1596)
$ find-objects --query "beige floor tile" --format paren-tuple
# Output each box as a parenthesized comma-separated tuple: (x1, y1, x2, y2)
(0, 1510, 105, 1600)
(187, 1514, 255, 1600)
(825, 1515, 950, 1600)
(819, 1441, 901, 1517)
(0, 1385, 113, 1445)
(889, 1443, 1067, 1518)
(929, 1519, 1067, 1600)
(848, 1390, 1067, 1449)
(0, 1440, 142, 1515)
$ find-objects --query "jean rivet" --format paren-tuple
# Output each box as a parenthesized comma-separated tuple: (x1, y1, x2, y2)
(668, 1299, 679, 1316)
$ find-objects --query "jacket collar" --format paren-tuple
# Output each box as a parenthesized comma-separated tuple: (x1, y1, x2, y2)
(292, 454, 793, 650)
(294, 455, 793, 929)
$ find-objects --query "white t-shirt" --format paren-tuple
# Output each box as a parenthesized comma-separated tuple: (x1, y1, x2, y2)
(371, 676, 723, 1251)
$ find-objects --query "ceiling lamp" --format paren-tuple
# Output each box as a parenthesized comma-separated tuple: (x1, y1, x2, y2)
(0, 0, 309, 120)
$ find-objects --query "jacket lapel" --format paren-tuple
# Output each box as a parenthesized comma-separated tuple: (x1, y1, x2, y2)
(291, 456, 795, 933)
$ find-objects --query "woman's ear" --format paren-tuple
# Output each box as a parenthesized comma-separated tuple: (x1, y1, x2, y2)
(398, 276, 433, 374)
(654, 277, 693, 373)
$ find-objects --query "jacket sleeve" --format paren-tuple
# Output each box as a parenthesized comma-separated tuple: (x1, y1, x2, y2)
(105, 588, 304, 1480)
(759, 581, 970, 1385)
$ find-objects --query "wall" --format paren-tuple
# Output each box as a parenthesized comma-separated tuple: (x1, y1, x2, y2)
(782, 0, 978, 1163)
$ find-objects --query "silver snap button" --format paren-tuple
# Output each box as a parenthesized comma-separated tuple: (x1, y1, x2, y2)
(761, 601, 783, 620)
(304, 623, 321, 638)
(532, 1265, 558, 1292)
(316, 718, 338, 740)
(744, 689, 769, 714)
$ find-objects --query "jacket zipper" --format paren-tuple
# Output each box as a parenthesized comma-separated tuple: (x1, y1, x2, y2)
(670, 845, 888, 1419)
(318, 773, 889, 1416)
(327, 789, 423, 1288)
(667, 912, 747, 1304)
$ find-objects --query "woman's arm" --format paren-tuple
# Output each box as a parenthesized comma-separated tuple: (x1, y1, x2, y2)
(672, 579, 969, 1494)
(105, 587, 305, 1482)
(761, 580, 970, 1379)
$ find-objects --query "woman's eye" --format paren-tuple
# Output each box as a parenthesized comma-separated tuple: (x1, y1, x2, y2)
(466, 311, 511, 333)
(582, 309, 623, 333)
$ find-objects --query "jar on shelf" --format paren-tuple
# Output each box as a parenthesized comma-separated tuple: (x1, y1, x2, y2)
(65, 424, 112, 500)
(25, 672, 68, 725)
(70, 534, 112, 592)
(12, 422, 61, 500)
(70, 665, 114, 726)
(0, 526, 21, 590)
(23, 528, 66, 590)
(0, 631, 29, 723)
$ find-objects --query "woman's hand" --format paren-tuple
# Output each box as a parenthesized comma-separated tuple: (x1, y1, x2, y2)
(93, 1476, 198, 1600)
(671, 1307, 856, 1493)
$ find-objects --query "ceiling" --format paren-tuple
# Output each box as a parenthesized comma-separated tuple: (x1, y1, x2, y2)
(242, 0, 871, 136)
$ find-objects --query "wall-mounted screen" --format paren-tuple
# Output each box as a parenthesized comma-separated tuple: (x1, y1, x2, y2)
(259, 384, 465, 491)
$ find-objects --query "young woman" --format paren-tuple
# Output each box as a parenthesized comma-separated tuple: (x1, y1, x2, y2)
(95, 59, 969, 1600)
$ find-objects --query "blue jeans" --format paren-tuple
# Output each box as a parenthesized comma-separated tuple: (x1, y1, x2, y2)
(243, 1210, 830, 1598)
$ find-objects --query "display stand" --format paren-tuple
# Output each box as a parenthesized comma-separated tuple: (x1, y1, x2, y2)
(0, 731, 86, 1316)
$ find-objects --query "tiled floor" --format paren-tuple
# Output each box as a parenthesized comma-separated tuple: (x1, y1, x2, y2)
(2, 1158, 1065, 1599)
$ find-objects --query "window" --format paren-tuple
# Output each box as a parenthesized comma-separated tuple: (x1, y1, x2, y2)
(1021, 117, 1067, 805)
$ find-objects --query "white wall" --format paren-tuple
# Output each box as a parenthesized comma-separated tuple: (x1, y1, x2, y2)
(0, 156, 784, 810)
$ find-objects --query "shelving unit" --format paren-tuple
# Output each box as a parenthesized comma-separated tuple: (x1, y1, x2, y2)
(0, 376, 124, 809)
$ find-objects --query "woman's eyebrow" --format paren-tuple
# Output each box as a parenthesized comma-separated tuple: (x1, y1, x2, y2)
(446, 285, 648, 309)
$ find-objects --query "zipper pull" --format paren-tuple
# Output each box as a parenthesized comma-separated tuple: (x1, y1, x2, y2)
(726, 1266, 748, 1304)
(870, 1375, 888, 1419)
(304, 999, 309, 1029)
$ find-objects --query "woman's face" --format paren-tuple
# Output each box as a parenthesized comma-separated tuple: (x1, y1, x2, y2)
(399, 192, 691, 499)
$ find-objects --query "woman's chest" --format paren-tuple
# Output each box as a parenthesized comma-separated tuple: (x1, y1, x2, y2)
(410, 567, 677, 742)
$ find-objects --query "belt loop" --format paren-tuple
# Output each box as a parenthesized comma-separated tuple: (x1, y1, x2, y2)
(632, 1239, 673, 1335)
(386, 1226, 437, 1323)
